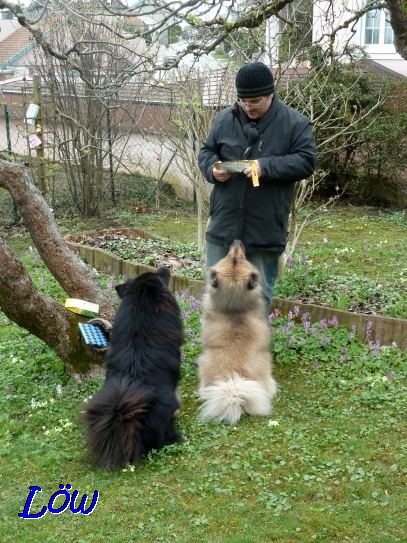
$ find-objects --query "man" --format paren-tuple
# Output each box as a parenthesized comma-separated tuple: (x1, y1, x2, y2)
(198, 62, 317, 312)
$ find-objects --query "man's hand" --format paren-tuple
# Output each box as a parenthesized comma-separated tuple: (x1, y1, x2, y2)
(213, 166, 232, 183)
(243, 160, 262, 179)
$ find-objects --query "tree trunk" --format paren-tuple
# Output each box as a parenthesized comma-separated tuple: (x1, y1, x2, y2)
(0, 160, 115, 375)
(386, 1, 407, 61)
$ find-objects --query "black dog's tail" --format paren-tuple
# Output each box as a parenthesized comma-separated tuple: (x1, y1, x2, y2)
(82, 378, 156, 470)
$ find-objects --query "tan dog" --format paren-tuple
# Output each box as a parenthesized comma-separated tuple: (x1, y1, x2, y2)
(198, 240, 277, 424)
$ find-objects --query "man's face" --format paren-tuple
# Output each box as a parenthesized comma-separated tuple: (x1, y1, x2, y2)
(237, 94, 273, 120)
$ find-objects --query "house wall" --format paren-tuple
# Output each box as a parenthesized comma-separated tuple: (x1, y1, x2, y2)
(312, 1, 402, 60)
(0, 87, 176, 133)
(0, 19, 21, 41)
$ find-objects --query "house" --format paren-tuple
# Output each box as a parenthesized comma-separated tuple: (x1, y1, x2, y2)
(0, 4, 158, 78)
(264, 2, 407, 82)
(298, 1, 406, 79)
(0, 12, 33, 75)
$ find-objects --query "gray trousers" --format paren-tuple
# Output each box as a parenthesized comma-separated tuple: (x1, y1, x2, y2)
(206, 240, 280, 314)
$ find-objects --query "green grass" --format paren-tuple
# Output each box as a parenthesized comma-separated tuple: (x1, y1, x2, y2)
(294, 206, 406, 283)
(1, 287, 407, 542)
(1, 201, 406, 541)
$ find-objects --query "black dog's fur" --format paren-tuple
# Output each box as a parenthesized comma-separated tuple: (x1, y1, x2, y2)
(82, 267, 184, 470)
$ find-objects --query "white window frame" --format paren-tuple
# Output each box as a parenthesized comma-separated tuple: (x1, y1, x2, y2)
(361, 8, 394, 56)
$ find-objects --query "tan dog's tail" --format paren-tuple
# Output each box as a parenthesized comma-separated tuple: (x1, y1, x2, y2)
(198, 374, 275, 425)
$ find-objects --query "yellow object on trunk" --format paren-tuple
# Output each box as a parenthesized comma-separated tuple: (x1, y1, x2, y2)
(65, 298, 100, 318)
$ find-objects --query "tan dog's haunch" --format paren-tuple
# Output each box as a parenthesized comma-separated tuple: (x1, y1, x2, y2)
(198, 240, 277, 425)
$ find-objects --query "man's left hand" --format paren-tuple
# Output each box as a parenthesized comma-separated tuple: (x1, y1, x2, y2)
(243, 160, 261, 179)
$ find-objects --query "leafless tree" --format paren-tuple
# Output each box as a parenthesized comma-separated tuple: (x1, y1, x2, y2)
(27, 3, 156, 215)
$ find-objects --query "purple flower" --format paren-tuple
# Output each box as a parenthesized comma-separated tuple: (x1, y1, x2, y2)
(321, 336, 331, 346)
(311, 360, 318, 369)
(188, 296, 201, 312)
(368, 339, 381, 357)
(302, 321, 311, 332)
(301, 312, 310, 324)
(107, 278, 116, 289)
(287, 337, 296, 347)
(269, 308, 281, 322)
(386, 371, 395, 381)
(286, 255, 296, 269)
(279, 325, 289, 336)
(329, 316, 339, 327)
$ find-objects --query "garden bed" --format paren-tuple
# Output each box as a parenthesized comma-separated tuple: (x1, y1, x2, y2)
(65, 228, 407, 349)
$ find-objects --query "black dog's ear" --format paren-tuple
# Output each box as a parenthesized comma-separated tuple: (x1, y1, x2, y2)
(210, 269, 218, 288)
(115, 283, 127, 299)
(155, 266, 171, 287)
(247, 272, 258, 290)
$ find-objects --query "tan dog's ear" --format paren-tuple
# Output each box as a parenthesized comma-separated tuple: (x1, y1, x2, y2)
(210, 270, 218, 288)
(247, 273, 258, 290)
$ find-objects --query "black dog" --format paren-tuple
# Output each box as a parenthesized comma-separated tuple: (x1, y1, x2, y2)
(82, 267, 184, 470)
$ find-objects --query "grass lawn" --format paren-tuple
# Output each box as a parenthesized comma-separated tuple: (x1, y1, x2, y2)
(57, 203, 407, 318)
(1, 202, 406, 542)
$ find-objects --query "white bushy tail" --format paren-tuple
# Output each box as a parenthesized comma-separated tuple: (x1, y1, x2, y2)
(199, 374, 275, 425)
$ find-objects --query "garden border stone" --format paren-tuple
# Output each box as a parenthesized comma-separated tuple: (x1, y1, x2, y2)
(65, 228, 407, 350)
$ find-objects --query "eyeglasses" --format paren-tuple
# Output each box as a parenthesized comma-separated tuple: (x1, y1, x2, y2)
(237, 96, 268, 108)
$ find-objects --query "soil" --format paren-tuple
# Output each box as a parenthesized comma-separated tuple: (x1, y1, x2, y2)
(69, 229, 204, 278)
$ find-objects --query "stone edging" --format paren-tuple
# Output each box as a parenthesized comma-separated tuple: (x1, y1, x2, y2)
(65, 229, 407, 349)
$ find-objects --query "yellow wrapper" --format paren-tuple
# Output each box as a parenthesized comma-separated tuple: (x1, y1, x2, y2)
(250, 161, 259, 187)
(65, 298, 99, 318)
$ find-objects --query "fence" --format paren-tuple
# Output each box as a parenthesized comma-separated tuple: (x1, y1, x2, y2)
(0, 83, 194, 203)
(0, 69, 237, 208)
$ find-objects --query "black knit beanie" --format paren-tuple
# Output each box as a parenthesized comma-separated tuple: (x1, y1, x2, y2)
(235, 62, 275, 98)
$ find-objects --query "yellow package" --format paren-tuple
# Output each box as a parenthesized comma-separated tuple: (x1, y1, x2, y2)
(250, 161, 259, 187)
(65, 298, 100, 318)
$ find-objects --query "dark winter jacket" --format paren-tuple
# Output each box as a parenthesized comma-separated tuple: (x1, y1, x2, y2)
(198, 94, 317, 253)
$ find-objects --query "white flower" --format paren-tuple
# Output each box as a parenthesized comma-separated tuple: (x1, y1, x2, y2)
(122, 465, 135, 472)
(268, 420, 279, 427)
